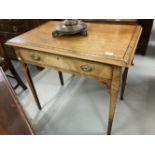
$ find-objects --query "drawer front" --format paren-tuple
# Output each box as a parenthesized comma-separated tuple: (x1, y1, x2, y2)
(19, 49, 113, 81)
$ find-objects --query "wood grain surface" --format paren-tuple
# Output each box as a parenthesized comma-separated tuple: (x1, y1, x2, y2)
(6, 21, 142, 67)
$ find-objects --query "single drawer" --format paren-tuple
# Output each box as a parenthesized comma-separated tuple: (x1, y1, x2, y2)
(19, 49, 113, 81)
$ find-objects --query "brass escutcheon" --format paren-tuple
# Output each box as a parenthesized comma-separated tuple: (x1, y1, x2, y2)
(31, 53, 40, 61)
(80, 65, 92, 72)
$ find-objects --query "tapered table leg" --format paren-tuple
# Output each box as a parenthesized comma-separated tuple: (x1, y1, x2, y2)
(120, 57, 134, 100)
(20, 62, 42, 110)
(58, 71, 64, 86)
(107, 66, 121, 135)
(120, 67, 129, 100)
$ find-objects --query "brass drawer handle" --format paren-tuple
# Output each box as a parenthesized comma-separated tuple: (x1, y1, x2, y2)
(31, 53, 40, 61)
(80, 65, 92, 72)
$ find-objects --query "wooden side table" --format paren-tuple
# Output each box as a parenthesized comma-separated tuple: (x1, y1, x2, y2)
(6, 21, 142, 134)
(0, 67, 34, 135)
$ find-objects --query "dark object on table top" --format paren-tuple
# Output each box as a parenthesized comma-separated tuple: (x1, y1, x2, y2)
(52, 19, 87, 37)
